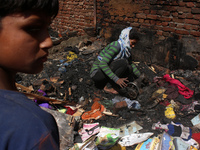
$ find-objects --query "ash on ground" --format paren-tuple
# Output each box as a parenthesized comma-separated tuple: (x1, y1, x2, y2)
(16, 36, 200, 150)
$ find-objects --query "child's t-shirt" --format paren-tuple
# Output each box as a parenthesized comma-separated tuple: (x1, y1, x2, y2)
(0, 89, 59, 150)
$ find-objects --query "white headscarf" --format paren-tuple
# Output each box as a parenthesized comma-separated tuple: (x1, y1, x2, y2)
(114, 27, 132, 60)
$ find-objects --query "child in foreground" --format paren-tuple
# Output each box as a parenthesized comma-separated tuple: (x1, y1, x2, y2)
(0, 0, 60, 149)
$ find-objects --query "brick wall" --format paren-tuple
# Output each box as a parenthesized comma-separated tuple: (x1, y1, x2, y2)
(51, 0, 95, 36)
(97, 0, 200, 43)
(51, 0, 200, 43)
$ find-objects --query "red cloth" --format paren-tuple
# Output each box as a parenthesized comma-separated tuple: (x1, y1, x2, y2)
(64, 106, 77, 115)
(163, 74, 194, 99)
(192, 132, 200, 144)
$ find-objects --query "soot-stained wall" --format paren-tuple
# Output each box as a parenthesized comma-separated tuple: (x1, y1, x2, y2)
(51, 0, 200, 69)
(51, 0, 200, 43)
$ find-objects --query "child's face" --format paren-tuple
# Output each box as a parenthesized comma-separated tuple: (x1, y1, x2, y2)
(129, 39, 137, 48)
(0, 12, 53, 74)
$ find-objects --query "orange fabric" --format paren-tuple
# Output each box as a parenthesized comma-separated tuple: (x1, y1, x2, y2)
(114, 101, 127, 109)
(81, 101, 105, 120)
(93, 97, 101, 102)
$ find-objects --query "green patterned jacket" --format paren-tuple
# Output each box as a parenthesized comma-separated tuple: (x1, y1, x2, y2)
(90, 41, 141, 83)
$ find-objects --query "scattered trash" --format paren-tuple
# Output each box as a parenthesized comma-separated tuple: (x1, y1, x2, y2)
(191, 114, 200, 129)
(173, 137, 199, 150)
(66, 51, 78, 62)
(152, 121, 192, 141)
(159, 132, 175, 150)
(41, 107, 76, 149)
(192, 132, 200, 146)
(17, 36, 200, 150)
(152, 121, 168, 131)
(79, 123, 100, 142)
(173, 137, 191, 150)
(149, 136, 160, 150)
(165, 104, 176, 119)
(81, 101, 105, 120)
(119, 121, 143, 137)
(163, 74, 194, 99)
(118, 132, 154, 147)
(135, 138, 153, 150)
(112, 96, 141, 113)
(96, 126, 120, 150)
(69, 135, 97, 150)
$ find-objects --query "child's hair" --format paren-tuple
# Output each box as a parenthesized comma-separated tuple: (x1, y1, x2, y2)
(0, 0, 59, 19)
(129, 29, 140, 41)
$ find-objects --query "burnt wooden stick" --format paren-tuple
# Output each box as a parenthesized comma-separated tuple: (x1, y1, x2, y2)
(15, 83, 33, 93)
(22, 92, 76, 106)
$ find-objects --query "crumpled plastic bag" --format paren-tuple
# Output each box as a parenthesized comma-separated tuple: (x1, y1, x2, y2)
(69, 135, 97, 150)
(165, 104, 176, 119)
(158, 132, 175, 150)
(66, 51, 78, 62)
(118, 132, 154, 147)
(96, 126, 120, 150)
(41, 107, 76, 150)
(79, 123, 100, 142)
(135, 138, 153, 150)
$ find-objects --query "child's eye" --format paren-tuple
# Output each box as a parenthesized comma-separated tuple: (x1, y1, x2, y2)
(24, 26, 43, 34)
(27, 27, 41, 32)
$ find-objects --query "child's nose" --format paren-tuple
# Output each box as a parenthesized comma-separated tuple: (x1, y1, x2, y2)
(40, 34, 53, 49)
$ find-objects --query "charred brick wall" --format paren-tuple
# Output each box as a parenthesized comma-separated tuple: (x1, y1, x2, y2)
(51, 0, 200, 43)
(96, 0, 200, 44)
(51, 0, 95, 36)
(51, 0, 200, 69)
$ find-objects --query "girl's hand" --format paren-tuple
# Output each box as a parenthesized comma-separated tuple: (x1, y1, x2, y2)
(116, 78, 129, 88)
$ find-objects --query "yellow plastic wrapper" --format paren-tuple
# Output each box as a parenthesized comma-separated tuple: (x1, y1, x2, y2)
(165, 104, 176, 119)
(108, 143, 126, 150)
(66, 51, 78, 62)
(189, 146, 198, 150)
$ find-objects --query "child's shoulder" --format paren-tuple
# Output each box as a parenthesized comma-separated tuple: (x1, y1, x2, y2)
(108, 41, 120, 48)
(110, 41, 119, 45)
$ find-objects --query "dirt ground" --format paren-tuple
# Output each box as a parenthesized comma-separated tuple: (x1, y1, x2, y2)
(16, 36, 200, 149)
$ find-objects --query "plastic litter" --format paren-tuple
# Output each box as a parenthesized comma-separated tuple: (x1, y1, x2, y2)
(96, 126, 120, 150)
(151, 87, 166, 99)
(112, 96, 126, 104)
(79, 123, 100, 142)
(185, 138, 199, 149)
(41, 107, 75, 149)
(119, 121, 143, 137)
(192, 132, 200, 146)
(70, 135, 97, 150)
(152, 121, 168, 131)
(191, 114, 200, 129)
(108, 144, 126, 150)
(112, 96, 141, 112)
(149, 136, 160, 150)
(118, 132, 154, 147)
(158, 132, 175, 150)
(165, 104, 176, 119)
(125, 99, 141, 109)
(173, 137, 191, 150)
(66, 51, 78, 62)
(152, 121, 192, 141)
(181, 101, 200, 112)
(135, 138, 153, 150)
(58, 66, 67, 72)
(173, 137, 199, 150)
(81, 101, 105, 120)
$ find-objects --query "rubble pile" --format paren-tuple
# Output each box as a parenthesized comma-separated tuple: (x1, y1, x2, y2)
(16, 36, 200, 150)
